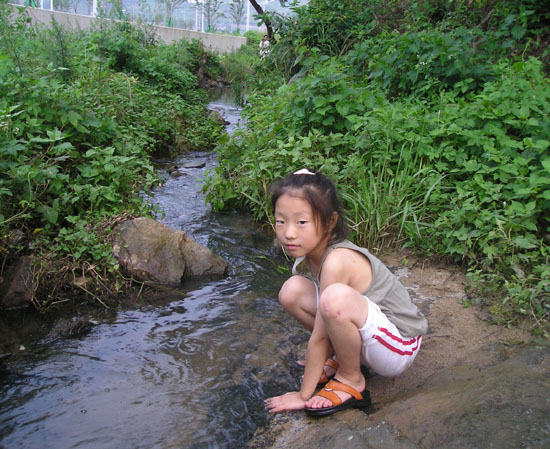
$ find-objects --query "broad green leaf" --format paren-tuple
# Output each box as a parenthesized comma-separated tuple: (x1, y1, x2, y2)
(301, 137, 312, 148)
(39, 205, 58, 224)
(512, 236, 536, 250)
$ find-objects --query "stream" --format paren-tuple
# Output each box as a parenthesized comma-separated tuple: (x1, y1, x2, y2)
(2, 90, 547, 449)
(0, 90, 305, 448)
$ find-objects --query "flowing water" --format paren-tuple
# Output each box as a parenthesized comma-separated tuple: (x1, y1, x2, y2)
(0, 90, 305, 449)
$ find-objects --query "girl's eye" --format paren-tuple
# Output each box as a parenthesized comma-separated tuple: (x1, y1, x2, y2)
(297, 220, 308, 225)
(275, 219, 284, 225)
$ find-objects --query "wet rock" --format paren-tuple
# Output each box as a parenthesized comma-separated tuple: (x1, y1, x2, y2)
(0, 256, 36, 310)
(168, 163, 205, 177)
(379, 341, 550, 449)
(42, 318, 95, 343)
(112, 217, 229, 284)
(180, 162, 206, 169)
(170, 170, 185, 178)
(250, 341, 550, 449)
(209, 108, 230, 126)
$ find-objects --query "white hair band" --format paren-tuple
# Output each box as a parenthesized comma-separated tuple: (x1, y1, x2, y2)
(293, 168, 316, 175)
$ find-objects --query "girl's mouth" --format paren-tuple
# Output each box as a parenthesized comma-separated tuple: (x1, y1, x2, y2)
(285, 244, 298, 251)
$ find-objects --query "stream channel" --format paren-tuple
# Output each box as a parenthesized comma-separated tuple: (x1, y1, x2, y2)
(0, 90, 306, 448)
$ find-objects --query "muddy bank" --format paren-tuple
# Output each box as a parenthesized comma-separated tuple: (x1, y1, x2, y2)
(249, 253, 546, 449)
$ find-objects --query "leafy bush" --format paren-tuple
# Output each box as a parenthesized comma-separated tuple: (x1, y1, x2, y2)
(359, 28, 496, 97)
(282, 58, 374, 133)
(0, 3, 224, 308)
(422, 59, 550, 323)
(205, 30, 550, 331)
(275, 0, 391, 56)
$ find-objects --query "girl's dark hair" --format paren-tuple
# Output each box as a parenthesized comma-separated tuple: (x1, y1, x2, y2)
(270, 170, 349, 244)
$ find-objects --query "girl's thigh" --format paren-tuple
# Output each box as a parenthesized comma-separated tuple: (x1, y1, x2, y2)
(359, 298, 422, 377)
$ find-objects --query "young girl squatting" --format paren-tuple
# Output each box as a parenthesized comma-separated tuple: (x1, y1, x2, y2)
(264, 169, 428, 416)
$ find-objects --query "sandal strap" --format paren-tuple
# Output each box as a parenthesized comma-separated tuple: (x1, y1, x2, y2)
(315, 388, 342, 406)
(316, 358, 340, 384)
(325, 358, 339, 370)
(323, 379, 364, 400)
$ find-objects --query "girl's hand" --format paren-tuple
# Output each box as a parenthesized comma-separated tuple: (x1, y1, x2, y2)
(264, 392, 306, 413)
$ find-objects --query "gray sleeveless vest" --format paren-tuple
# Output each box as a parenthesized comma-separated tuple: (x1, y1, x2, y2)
(292, 240, 428, 337)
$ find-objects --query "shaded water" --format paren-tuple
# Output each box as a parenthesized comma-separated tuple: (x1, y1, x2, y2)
(0, 91, 304, 448)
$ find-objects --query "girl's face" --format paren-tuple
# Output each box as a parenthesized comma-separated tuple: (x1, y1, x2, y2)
(274, 192, 330, 260)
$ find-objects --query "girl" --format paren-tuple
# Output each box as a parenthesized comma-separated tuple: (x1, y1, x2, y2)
(264, 169, 428, 417)
(259, 35, 270, 58)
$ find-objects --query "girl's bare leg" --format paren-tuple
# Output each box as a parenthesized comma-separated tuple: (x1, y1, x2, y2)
(305, 283, 368, 409)
(278, 275, 317, 331)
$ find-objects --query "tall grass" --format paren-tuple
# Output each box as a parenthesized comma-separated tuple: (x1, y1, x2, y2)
(341, 144, 443, 251)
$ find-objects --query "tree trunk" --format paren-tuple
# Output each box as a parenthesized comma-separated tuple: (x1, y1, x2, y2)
(248, 0, 274, 40)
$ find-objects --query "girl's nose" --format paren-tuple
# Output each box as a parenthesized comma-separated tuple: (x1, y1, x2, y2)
(285, 224, 296, 239)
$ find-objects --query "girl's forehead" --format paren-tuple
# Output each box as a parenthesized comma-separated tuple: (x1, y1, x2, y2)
(275, 192, 312, 212)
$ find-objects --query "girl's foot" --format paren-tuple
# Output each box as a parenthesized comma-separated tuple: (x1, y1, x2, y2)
(304, 377, 370, 416)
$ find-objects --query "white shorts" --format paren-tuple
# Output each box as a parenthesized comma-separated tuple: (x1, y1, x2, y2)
(359, 297, 422, 377)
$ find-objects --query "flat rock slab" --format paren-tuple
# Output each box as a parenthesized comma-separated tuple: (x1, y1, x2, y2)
(250, 341, 550, 449)
(248, 254, 543, 449)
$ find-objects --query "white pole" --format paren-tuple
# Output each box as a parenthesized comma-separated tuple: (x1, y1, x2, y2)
(201, 3, 204, 32)
(195, 2, 198, 31)
(246, 0, 250, 31)
(92, 0, 98, 17)
(50, 0, 53, 11)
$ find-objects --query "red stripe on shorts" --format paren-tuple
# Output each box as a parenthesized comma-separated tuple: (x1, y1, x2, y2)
(379, 327, 418, 345)
(374, 328, 420, 356)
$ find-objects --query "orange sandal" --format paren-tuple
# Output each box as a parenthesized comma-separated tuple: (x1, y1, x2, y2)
(301, 357, 340, 386)
(304, 378, 371, 417)
(317, 358, 339, 385)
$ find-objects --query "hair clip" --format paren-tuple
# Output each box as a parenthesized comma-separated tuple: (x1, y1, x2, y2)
(293, 168, 316, 175)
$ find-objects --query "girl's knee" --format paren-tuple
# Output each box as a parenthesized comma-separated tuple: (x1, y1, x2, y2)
(319, 283, 353, 319)
(278, 285, 295, 309)
(278, 276, 314, 309)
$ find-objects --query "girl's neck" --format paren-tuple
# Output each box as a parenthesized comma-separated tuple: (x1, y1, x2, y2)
(305, 238, 331, 277)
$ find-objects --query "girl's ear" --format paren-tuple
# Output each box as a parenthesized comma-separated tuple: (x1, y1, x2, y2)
(328, 212, 338, 233)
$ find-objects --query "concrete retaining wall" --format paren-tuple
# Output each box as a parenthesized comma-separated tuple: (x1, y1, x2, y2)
(16, 6, 246, 54)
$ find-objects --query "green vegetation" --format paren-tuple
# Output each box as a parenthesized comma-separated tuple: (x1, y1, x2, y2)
(0, 1, 224, 310)
(218, 31, 264, 105)
(206, 0, 550, 334)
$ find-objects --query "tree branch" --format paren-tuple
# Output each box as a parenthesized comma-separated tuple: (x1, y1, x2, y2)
(248, 0, 274, 40)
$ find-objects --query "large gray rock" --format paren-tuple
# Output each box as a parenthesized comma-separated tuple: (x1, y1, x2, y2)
(0, 256, 35, 310)
(112, 217, 229, 284)
(247, 257, 543, 449)
(249, 341, 550, 449)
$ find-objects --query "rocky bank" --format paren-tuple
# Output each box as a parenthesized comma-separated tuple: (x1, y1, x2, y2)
(248, 253, 548, 449)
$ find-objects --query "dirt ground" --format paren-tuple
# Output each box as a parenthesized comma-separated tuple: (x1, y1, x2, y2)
(365, 251, 534, 406)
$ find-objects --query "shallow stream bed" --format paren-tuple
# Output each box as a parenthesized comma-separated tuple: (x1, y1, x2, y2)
(0, 91, 304, 449)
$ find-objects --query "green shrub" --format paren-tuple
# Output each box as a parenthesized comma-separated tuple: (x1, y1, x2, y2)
(422, 58, 550, 324)
(205, 51, 550, 330)
(0, 3, 224, 307)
